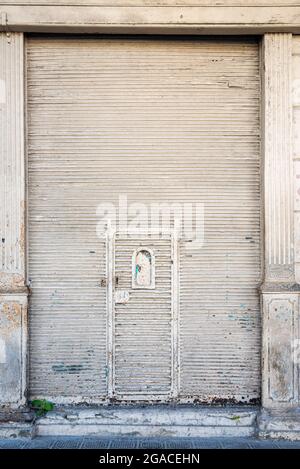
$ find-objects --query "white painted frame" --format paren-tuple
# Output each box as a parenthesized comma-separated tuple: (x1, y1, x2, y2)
(106, 220, 116, 400)
(107, 230, 179, 402)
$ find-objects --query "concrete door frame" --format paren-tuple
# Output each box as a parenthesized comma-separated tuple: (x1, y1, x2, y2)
(0, 27, 299, 439)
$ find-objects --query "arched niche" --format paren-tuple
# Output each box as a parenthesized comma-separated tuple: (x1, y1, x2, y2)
(132, 247, 155, 289)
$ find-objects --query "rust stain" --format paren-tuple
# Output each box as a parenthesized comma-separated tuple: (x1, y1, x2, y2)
(0, 301, 22, 337)
(0, 272, 26, 292)
(271, 348, 290, 393)
(19, 220, 25, 256)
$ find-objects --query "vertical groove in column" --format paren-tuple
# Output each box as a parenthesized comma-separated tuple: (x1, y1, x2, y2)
(264, 33, 294, 281)
(0, 33, 25, 280)
(0, 32, 27, 407)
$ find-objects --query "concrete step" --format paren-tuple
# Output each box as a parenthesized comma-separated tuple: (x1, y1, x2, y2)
(36, 405, 258, 438)
(0, 408, 35, 438)
(0, 422, 34, 439)
(258, 408, 300, 441)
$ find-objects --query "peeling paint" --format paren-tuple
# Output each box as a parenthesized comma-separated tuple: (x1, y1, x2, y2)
(0, 272, 26, 293)
(19, 220, 25, 257)
(52, 364, 85, 374)
(0, 294, 27, 405)
(0, 302, 22, 338)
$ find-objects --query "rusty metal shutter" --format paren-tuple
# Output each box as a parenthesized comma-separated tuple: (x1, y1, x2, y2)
(27, 37, 261, 402)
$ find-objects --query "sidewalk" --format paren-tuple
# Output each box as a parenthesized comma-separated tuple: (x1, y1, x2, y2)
(1, 436, 300, 449)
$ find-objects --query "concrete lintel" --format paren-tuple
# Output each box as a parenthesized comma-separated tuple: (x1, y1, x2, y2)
(1, 6, 300, 34)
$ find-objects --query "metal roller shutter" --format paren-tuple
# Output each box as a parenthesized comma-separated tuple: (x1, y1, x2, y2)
(27, 37, 261, 402)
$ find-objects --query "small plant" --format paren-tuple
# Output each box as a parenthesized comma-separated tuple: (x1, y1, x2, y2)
(230, 415, 240, 421)
(30, 399, 54, 417)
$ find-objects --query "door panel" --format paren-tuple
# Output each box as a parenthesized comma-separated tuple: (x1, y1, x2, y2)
(112, 236, 174, 399)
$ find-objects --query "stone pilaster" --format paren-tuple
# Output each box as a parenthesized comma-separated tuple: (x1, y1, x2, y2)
(0, 32, 27, 407)
(259, 33, 300, 439)
(264, 33, 294, 284)
(262, 32, 299, 409)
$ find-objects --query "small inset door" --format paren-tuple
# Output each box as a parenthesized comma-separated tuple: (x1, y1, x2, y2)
(107, 234, 178, 400)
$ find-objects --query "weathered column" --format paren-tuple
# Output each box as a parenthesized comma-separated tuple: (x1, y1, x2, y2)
(259, 33, 300, 439)
(0, 32, 27, 408)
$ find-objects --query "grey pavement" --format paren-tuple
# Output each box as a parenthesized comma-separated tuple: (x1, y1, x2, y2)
(0, 436, 300, 449)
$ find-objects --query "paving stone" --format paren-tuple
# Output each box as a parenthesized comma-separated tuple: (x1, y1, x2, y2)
(216, 438, 250, 449)
(1, 436, 300, 449)
(0, 439, 28, 449)
(126, 438, 165, 449)
(52, 437, 84, 449)
(276, 440, 300, 449)
(162, 439, 193, 449)
(247, 439, 280, 449)
(22, 437, 57, 449)
(135, 438, 184, 449)
(81, 438, 113, 449)
(108, 438, 139, 449)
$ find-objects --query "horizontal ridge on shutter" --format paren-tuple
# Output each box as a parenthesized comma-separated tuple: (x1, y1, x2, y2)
(27, 37, 261, 402)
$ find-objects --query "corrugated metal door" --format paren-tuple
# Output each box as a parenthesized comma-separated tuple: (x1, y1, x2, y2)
(27, 37, 261, 403)
(112, 235, 175, 399)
